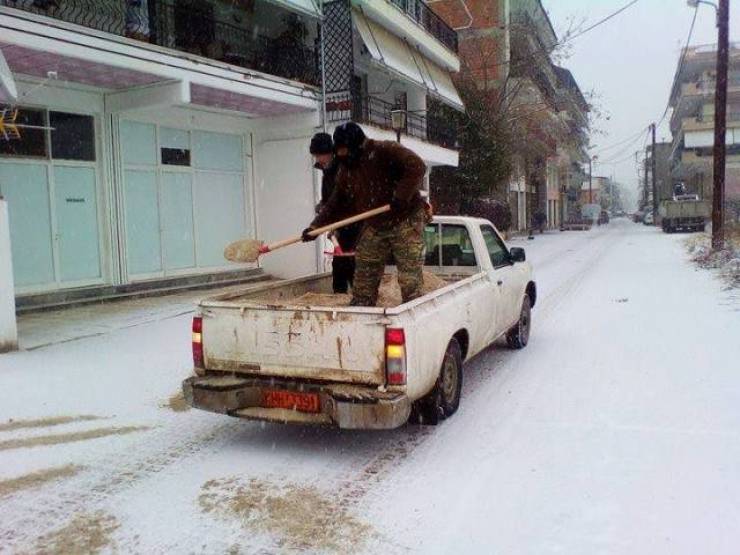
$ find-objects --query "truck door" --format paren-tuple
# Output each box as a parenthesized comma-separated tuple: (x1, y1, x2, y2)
(480, 225, 521, 334)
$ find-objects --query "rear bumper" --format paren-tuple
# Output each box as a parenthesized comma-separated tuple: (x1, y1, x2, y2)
(663, 217, 705, 227)
(182, 375, 411, 430)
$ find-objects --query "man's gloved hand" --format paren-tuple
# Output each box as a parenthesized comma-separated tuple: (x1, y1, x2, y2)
(301, 227, 317, 242)
(390, 196, 407, 215)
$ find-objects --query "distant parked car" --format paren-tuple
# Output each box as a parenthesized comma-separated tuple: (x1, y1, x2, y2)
(643, 212, 654, 225)
(598, 210, 610, 225)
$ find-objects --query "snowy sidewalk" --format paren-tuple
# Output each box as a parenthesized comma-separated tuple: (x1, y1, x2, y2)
(16, 280, 279, 350)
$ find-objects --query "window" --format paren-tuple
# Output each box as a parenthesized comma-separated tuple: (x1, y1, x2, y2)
(0, 108, 95, 160)
(50, 112, 95, 161)
(424, 224, 440, 265)
(160, 127, 191, 166)
(425, 224, 476, 267)
(481, 225, 510, 268)
(174, 0, 215, 56)
(0, 107, 47, 158)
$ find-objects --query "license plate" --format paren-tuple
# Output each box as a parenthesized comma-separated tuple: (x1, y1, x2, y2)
(262, 389, 320, 413)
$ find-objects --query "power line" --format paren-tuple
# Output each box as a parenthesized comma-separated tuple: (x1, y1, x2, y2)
(601, 147, 646, 166)
(657, 6, 699, 128)
(597, 6, 698, 170)
(563, 0, 641, 43)
(487, 0, 643, 70)
(591, 126, 649, 155)
(597, 128, 651, 164)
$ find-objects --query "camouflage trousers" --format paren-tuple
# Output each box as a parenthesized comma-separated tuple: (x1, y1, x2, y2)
(351, 209, 425, 306)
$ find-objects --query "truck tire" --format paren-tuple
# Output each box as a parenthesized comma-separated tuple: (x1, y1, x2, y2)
(413, 338, 463, 425)
(507, 294, 532, 349)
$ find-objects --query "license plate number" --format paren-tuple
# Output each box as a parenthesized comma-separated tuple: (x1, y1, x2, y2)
(262, 390, 320, 413)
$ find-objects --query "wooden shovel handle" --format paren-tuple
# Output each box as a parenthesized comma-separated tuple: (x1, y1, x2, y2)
(264, 204, 391, 253)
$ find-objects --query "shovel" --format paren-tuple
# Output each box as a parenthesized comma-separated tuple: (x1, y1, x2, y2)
(224, 204, 391, 263)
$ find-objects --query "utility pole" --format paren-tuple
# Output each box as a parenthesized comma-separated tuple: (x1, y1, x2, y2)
(651, 122, 657, 222)
(712, 0, 729, 250)
(588, 156, 595, 204)
(644, 153, 649, 208)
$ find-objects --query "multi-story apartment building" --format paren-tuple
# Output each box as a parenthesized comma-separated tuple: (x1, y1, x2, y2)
(552, 66, 589, 226)
(669, 42, 740, 210)
(580, 175, 608, 208)
(0, 0, 323, 302)
(427, 0, 589, 231)
(322, 0, 464, 180)
(0, 0, 461, 307)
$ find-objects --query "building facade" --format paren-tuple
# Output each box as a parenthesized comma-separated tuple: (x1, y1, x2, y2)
(322, 0, 463, 182)
(0, 0, 461, 302)
(669, 42, 740, 218)
(0, 0, 324, 298)
(426, 0, 588, 231)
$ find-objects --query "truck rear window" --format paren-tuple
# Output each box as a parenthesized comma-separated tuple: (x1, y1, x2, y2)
(424, 224, 476, 267)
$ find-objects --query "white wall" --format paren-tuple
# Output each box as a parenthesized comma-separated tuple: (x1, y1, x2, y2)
(0, 200, 18, 353)
(254, 136, 319, 278)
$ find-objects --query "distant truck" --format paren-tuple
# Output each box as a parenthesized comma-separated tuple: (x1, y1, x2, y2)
(659, 194, 710, 233)
(183, 216, 536, 429)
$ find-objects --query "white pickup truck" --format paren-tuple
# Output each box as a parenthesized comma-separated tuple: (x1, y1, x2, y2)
(183, 216, 536, 429)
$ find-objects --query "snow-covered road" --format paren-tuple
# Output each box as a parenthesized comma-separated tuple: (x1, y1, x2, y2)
(1, 218, 739, 554)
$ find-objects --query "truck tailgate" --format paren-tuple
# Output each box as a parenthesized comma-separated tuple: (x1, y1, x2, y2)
(201, 306, 387, 385)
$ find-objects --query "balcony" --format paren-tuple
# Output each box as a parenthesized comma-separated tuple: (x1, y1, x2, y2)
(682, 112, 740, 131)
(510, 12, 557, 57)
(386, 0, 457, 53)
(0, 0, 320, 87)
(326, 91, 457, 148)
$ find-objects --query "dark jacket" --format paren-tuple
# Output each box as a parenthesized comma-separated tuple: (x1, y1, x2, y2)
(312, 139, 426, 230)
(316, 159, 360, 251)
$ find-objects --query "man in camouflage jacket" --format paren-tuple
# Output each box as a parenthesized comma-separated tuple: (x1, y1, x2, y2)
(303, 122, 427, 306)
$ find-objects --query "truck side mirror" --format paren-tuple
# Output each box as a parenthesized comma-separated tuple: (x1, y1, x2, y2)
(510, 247, 526, 263)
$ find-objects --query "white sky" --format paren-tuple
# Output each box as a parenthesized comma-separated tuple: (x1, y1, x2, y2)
(542, 0, 740, 198)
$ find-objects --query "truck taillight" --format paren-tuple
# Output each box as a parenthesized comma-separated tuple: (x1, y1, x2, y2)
(386, 328, 406, 385)
(192, 316, 203, 368)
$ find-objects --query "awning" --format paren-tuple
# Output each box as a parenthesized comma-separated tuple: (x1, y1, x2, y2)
(353, 10, 463, 111)
(353, 11, 426, 88)
(421, 57, 464, 111)
(265, 0, 321, 18)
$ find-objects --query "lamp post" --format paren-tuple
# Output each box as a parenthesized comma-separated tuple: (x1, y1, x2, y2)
(390, 109, 407, 143)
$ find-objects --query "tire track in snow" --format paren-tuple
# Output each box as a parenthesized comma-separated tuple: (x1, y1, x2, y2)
(319, 228, 619, 547)
(0, 417, 242, 552)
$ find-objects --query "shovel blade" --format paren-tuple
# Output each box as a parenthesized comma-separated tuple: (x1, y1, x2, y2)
(224, 239, 264, 263)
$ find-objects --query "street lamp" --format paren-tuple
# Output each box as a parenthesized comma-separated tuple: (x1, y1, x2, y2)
(687, 0, 717, 13)
(390, 109, 406, 143)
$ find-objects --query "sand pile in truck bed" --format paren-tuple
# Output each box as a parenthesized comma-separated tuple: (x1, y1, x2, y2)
(287, 272, 447, 308)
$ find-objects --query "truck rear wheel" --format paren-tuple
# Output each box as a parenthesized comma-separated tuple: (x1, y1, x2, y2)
(507, 294, 532, 349)
(412, 338, 463, 425)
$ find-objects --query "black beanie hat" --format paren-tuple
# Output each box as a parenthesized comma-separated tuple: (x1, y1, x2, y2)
(333, 122, 366, 151)
(309, 132, 333, 155)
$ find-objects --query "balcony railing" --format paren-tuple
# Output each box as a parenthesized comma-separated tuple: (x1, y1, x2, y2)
(325, 91, 457, 148)
(1, 0, 321, 87)
(387, 0, 457, 53)
(694, 112, 740, 124)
